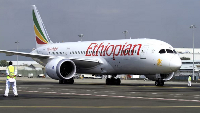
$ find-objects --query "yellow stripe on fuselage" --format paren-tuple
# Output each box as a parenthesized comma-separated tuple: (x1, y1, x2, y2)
(34, 25, 48, 43)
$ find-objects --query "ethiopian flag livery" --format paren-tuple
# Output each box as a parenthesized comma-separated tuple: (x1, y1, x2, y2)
(32, 5, 52, 47)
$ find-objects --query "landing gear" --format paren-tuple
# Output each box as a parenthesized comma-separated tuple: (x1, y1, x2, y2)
(155, 79, 164, 86)
(106, 75, 121, 85)
(59, 78, 74, 84)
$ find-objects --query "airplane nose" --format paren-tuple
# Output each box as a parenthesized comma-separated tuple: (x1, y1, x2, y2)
(169, 55, 182, 72)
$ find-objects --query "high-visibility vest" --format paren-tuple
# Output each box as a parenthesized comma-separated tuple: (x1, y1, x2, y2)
(188, 76, 191, 81)
(7, 66, 16, 79)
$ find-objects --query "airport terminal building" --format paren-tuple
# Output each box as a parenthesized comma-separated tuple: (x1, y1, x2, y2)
(174, 48, 200, 80)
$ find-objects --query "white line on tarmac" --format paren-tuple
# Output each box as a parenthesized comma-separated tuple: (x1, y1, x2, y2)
(95, 95, 108, 97)
(44, 92, 57, 94)
(26, 91, 39, 93)
(76, 94, 92, 96)
(152, 93, 157, 94)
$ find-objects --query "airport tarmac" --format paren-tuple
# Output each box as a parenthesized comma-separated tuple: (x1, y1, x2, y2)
(0, 77, 200, 113)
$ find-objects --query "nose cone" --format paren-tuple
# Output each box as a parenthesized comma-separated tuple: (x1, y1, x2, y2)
(170, 55, 182, 72)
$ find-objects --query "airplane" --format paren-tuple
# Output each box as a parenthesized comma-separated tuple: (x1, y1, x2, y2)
(0, 5, 182, 86)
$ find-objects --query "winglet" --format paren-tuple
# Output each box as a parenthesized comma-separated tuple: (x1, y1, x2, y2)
(32, 5, 52, 47)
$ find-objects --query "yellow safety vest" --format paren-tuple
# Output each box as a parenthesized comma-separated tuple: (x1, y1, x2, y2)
(7, 66, 16, 79)
(188, 76, 191, 81)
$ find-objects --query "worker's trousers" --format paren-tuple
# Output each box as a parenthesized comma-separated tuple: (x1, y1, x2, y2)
(4, 79, 18, 96)
(188, 81, 191, 87)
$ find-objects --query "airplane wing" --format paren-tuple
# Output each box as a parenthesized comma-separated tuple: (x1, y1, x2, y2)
(0, 50, 103, 68)
(0, 50, 50, 58)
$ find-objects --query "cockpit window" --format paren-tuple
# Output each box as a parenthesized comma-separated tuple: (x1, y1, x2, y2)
(166, 49, 173, 53)
(159, 49, 166, 54)
(173, 49, 177, 54)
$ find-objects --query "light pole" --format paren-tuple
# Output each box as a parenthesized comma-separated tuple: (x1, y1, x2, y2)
(190, 25, 196, 80)
(15, 41, 19, 72)
(78, 34, 84, 41)
(122, 30, 128, 39)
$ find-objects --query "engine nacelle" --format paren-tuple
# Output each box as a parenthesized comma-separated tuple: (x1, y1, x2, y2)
(145, 72, 174, 81)
(45, 58, 76, 80)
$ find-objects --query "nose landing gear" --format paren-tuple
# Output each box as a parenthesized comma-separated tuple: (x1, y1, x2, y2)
(155, 79, 164, 86)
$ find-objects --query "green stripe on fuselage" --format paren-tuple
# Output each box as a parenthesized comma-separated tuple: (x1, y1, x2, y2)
(32, 10, 48, 42)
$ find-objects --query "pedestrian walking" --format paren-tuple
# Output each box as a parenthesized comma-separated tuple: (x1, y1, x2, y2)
(3, 61, 18, 97)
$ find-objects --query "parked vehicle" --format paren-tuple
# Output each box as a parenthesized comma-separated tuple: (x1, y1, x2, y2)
(38, 74, 45, 78)
(28, 73, 33, 78)
(17, 74, 22, 77)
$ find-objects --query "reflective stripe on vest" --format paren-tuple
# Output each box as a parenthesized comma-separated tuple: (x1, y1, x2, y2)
(7, 66, 16, 79)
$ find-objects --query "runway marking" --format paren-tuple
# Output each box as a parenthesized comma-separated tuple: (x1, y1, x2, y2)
(138, 86, 195, 88)
(44, 92, 57, 94)
(152, 93, 157, 94)
(175, 94, 182, 95)
(26, 91, 39, 93)
(60, 93, 76, 95)
(110, 96, 125, 98)
(0, 106, 200, 108)
(110, 93, 116, 94)
(39, 88, 50, 89)
(76, 94, 92, 96)
(95, 95, 108, 97)
(0, 89, 3, 90)
(61, 89, 71, 90)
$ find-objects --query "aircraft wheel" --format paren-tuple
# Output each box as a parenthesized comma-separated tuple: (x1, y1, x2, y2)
(106, 78, 111, 85)
(59, 80, 64, 84)
(115, 78, 121, 85)
(155, 81, 159, 86)
(63, 78, 74, 84)
(160, 81, 164, 86)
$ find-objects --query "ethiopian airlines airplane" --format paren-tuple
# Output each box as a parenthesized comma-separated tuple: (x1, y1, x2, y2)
(0, 5, 182, 86)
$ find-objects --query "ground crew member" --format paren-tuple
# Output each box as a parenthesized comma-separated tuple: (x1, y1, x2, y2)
(188, 75, 192, 87)
(3, 61, 18, 97)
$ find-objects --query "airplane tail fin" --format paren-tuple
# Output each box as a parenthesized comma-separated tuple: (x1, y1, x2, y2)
(32, 5, 53, 48)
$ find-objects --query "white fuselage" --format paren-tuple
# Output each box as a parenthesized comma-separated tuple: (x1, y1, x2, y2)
(32, 38, 181, 75)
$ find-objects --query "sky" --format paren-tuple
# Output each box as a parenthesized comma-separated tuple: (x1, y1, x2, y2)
(0, 0, 200, 51)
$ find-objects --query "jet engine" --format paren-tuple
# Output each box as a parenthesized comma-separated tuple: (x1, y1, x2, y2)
(45, 58, 76, 80)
